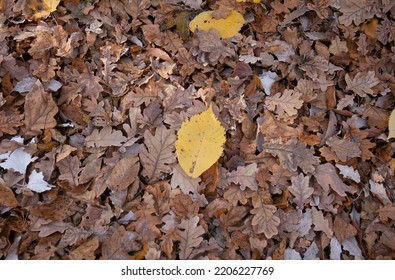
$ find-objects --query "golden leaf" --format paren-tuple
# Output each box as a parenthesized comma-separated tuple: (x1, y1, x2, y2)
(175, 105, 226, 178)
(23, 0, 60, 20)
(388, 108, 395, 139)
(189, 10, 245, 39)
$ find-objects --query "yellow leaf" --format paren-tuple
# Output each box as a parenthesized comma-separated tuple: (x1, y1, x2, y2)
(25, 0, 60, 20)
(176, 105, 226, 178)
(388, 108, 395, 139)
(189, 10, 245, 39)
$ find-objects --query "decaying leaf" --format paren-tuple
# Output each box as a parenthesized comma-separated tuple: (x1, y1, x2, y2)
(288, 174, 313, 209)
(189, 10, 245, 39)
(176, 105, 226, 178)
(101, 226, 141, 260)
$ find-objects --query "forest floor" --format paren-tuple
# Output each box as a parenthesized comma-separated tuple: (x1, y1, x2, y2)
(0, 0, 395, 260)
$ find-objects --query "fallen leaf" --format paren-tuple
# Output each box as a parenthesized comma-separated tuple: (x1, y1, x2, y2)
(0, 182, 19, 207)
(108, 156, 139, 192)
(388, 108, 395, 139)
(311, 207, 333, 238)
(0, 147, 38, 174)
(177, 216, 205, 259)
(345, 71, 380, 97)
(189, 10, 245, 39)
(101, 226, 141, 260)
(314, 163, 356, 196)
(27, 170, 55, 193)
(265, 89, 304, 117)
(24, 80, 58, 137)
(85, 126, 127, 148)
(250, 204, 280, 238)
(226, 163, 258, 191)
(176, 105, 226, 178)
(140, 126, 177, 183)
(288, 174, 313, 209)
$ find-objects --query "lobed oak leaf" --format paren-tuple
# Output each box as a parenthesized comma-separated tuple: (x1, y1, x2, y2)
(263, 139, 320, 174)
(265, 89, 303, 117)
(311, 207, 333, 238)
(0, 111, 24, 136)
(338, 0, 375, 26)
(177, 216, 205, 259)
(388, 108, 395, 139)
(107, 156, 139, 192)
(171, 164, 201, 195)
(68, 236, 100, 260)
(85, 126, 127, 148)
(345, 71, 380, 97)
(289, 174, 313, 209)
(175, 105, 226, 178)
(139, 126, 176, 183)
(377, 205, 395, 223)
(130, 205, 162, 243)
(314, 163, 356, 196)
(56, 155, 82, 187)
(250, 204, 280, 238)
(326, 136, 361, 162)
(101, 226, 141, 260)
(342, 237, 363, 259)
(333, 213, 358, 244)
(24, 80, 58, 137)
(226, 163, 259, 191)
(171, 193, 200, 220)
(335, 164, 361, 183)
(369, 179, 391, 205)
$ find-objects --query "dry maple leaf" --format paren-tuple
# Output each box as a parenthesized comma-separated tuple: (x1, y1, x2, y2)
(265, 89, 303, 117)
(139, 126, 176, 183)
(101, 226, 142, 260)
(250, 204, 280, 238)
(263, 139, 320, 174)
(85, 126, 127, 148)
(288, 174, 313, 209)
(24, 80, 58, 137)
(177, 216, 205, 259)
(345, 71, 380, 97)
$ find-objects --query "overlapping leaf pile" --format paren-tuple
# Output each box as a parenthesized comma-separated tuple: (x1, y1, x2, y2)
(0, 0, 395, 260)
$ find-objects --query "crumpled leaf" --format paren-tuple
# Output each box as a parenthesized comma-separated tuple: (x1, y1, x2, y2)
(176, 105, 226, 178)
(326, 136, 361, 162)
(140, 126, 177, 183)
(177, 216, 205, 259)
(189, 10, 245, 39)
(250, 204, 280, 238)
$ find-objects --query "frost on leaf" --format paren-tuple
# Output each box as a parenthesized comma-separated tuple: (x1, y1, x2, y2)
(176, 105, 226, 178)
(250, 204, 280, 238)
(189, 10, 245, 39)
(265, 89, 303, 117)
(139, 126, 176, 183)
(177, 216, 205, 259)
(263, 139, 320, 174)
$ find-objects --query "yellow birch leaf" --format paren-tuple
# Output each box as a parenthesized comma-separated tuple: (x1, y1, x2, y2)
(388, 108, 395, 139)
(24, 0, 60, 20)
(189, 10, 245, 39)
(176, 105, 226, 178)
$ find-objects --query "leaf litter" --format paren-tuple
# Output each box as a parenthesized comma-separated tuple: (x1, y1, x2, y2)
(0, 0, 395, 260)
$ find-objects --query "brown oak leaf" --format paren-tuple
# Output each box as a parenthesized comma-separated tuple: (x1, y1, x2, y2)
(107, 156, 139, 192)
(345, 71, 380, 97)
(326, 136, 361, 162)
(250, 204, 280, 238)
(226, 163, 259, 191)
(24, 80, 58, 137)
(177, 216, 205, 259)
(85, 126, 127, 148)
(314, 163, 356, 196)
(101, 226, 142, 260)
(288, 174, 313, 209)
(265, 89, 303, 117)
(139, 126, 176, 183)
(311, 207, 333, 238)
